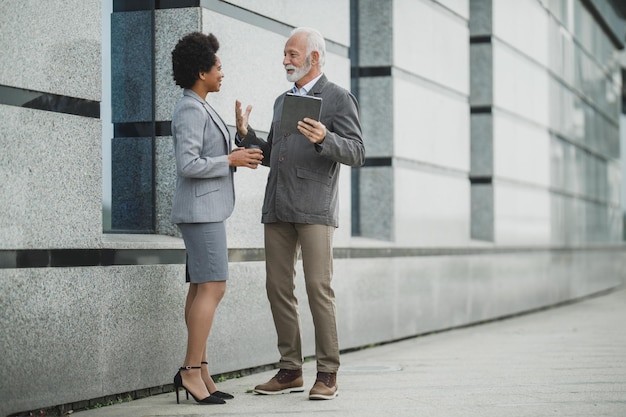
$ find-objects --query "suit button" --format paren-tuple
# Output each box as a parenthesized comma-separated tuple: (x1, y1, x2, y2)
(279, 157, 285, 162)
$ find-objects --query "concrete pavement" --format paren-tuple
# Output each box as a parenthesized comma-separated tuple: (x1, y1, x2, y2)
(73, 287, 626, 417)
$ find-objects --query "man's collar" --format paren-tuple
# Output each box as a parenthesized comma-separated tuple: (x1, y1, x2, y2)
(293, 73, 324, 95)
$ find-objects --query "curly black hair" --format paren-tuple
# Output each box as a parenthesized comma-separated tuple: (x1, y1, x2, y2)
(171, 32, 220, 89)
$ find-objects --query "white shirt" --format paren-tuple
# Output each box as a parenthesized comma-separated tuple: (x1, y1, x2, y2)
(292, 73, 323, 95)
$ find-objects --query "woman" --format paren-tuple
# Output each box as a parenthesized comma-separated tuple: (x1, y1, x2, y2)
(170, 32, 262, 405)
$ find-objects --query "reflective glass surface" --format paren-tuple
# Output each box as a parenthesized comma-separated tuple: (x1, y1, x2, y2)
(111, 137, 154, 232)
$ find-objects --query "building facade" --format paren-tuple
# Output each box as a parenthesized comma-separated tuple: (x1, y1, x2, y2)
(1, 0, 625, 414)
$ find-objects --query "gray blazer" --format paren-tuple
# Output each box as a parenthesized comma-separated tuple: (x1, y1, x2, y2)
(170, 89, 234, 224)
(239, 75, 365, 227)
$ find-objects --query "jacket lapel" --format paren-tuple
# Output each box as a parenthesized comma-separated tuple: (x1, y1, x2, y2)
(308, 74, 327, 98)
(183, 89, 231, 152)
(203, 102, 231, 152)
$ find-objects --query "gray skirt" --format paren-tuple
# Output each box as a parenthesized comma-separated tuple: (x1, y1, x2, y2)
(178, 222, 229, 283)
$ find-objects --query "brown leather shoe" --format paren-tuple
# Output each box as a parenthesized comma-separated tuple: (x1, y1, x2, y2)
(308, 372, 338, 400)
(254, 368, 304, 395)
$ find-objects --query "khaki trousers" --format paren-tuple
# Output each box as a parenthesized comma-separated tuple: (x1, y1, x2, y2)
(264, 222, 339, 373)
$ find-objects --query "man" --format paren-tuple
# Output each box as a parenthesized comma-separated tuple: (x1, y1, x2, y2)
(235, 27, 365, 400)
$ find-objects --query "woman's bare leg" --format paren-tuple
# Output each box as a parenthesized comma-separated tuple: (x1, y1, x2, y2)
(181, 281, 226, 398)
(200, 349, 219, 393)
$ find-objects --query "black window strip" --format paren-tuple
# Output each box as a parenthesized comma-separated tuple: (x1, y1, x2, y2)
(470, 35, 492, 44)
(113, 121, 172, 138)
(114, 0, 199, 11)
(622, 69, 626, 115)
(471, 106, 492, 114)
(2, 245, 623, 269)
(469, 176, 493, 185)
(362, 157, 392, 167)
(0, 85, 100, 119)
(355, 66, 392, 78)
(114, 122, 153, 138)
(157, 0, 199, 8)
(16, 250, 50, 268)
(113, 0, 152, 11)
(1, 249, 187, 268)
(156, 121, 172, 136)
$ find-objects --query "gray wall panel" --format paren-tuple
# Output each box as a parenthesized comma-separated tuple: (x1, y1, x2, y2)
(0, 0, 101, 100)
(0, 106, 102, 249)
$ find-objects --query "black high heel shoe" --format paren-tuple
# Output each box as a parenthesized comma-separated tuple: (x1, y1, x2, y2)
(174, 366, 226, 405)
(202, 361, 235, 400)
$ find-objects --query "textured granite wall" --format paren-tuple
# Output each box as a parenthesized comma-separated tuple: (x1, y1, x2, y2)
(0, 0, 101, 100)
(0, 0, 102, 249)
(2, 247, 625, 415)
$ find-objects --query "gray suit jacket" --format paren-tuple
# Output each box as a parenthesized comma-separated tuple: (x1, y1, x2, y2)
(170, 89, 234, 224)
(239, 75, 365, 227)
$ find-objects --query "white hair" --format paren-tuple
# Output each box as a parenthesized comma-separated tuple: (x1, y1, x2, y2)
(290, 27, 326, 68)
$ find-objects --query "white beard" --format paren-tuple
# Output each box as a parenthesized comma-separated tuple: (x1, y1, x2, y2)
(285, 57, 312, 83)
